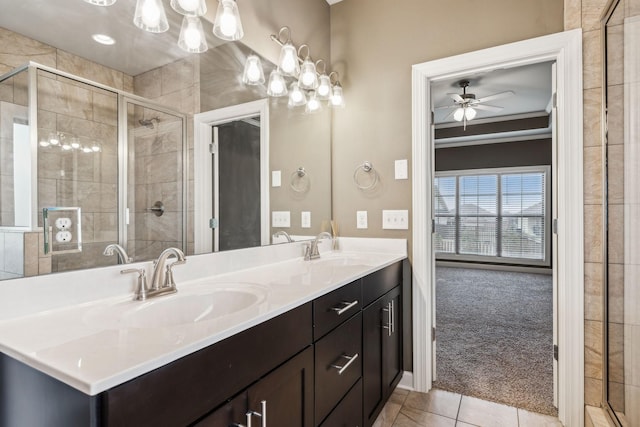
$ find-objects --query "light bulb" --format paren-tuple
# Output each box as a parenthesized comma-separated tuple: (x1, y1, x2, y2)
(62, 144, 72, 151)
(179, 16, 207, 52)
(213, 0, 243, 41)
(267, 70, 287, 97)
(330, 84, 344, 107)
(298, 58, 318, 90)
(317, 74, 331, 99)
(305, 91, 321, 113)
(291, 88, 304, 103)
(242, 55, 264, 85)
(219, 5, 236, 37)
(49, 133, 60, 145)
(246, 63, 260, 81)
(83, 147, 93, 153)
(142, 0, 161, 28)
(465, 106, 477, 120)
(83, 0, 116, 5)
(39, 140, 50, 147)
(92, 145, 101, 152)
(453, 107, 465, 122)
(279, 44, 299, 76)
(71, 140, 80, 149)
(134, 0, 169, 33)
(288, 83, 307, 107)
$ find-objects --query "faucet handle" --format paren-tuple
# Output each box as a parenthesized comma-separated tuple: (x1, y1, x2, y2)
(121, 268, 148, 301)
(163, 258, 186, 288)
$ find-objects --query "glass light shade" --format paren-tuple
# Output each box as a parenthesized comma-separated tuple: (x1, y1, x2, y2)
(39, 140, 50, 147)
(62, 144, 72, 151)
(91, 145, 102, 152)
(316, 74, 331, 100)
(134, 0, 169, 33)
(465, 106, 477, 120)
(170, 0, 206, 16)
(305, 91, 321, 113)
(178, 16, 208, 53)
(242, 55, 265, 85)
(288, 83, 307, 107)
(330, 84, 345, 108)
(453, 107, 465, 122)
(82, 147, 93, 153)
(279, 43, 300, 76)
(70, 139, 81, 149)
(298, 58, 318, 90)
(213, 0, 244, 41)
(83, 0, 116, 5)
(267, 70, 287, 97)
(48, 133, 60, 145)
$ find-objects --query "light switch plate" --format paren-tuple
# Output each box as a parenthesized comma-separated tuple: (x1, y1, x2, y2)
(272, 211, 290, 228)
(272, 170, 281, 187)
(301, 211, 311, 228)
(356, 210, 368, 229)
(382, 209, 409, 230)
(395, 159, 408, 180)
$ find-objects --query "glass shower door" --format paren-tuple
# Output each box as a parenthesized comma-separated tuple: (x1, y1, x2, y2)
(122, 98, 186, 262)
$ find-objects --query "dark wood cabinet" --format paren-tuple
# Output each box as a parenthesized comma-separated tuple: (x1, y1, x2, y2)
(319, 379, 363, 427)
(363, 286, 402, 427)
(196, 346, 314, 427)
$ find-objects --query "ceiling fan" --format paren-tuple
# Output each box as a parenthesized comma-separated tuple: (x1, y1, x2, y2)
(436, 80, 515, 130)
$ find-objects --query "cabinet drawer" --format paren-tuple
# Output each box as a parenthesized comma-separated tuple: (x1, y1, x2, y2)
(315, 312, 362, 425)
(362, 262, 402, 306)
(319, 379, 363, 427)
(314, 279, 362, 340)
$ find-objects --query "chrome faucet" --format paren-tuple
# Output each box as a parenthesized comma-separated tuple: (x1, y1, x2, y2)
(150, 247, 186, 292)
(304, 232, 333, 260)
(103, 243, 132, 264)
(273, 230, 294, 243)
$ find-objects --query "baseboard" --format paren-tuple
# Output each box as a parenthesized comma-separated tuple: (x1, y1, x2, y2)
(396, 371, 414, 391)
(436, 260, 552, 275)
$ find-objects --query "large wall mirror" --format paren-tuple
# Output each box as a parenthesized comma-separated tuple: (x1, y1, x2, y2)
(603, 0, 640, 425)
(0, 0, 332, 281)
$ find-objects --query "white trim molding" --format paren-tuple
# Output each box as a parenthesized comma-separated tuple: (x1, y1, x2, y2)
(193, 99, 270, 254)
(411, 29, 584, 427)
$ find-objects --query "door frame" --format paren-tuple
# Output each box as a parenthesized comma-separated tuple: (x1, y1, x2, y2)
(193, 99, 270, 253)
(411, 29, 584, 426)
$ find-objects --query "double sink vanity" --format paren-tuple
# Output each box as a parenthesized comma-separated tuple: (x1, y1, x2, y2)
(0, 238, 407, 427)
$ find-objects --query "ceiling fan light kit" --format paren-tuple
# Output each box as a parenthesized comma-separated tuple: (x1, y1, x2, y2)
(436, 79, 515, 130)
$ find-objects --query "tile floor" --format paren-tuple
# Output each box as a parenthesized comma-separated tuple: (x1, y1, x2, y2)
(373, 388, 563, 427)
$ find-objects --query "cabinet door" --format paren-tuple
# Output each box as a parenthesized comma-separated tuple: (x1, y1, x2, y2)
(193, 393, 248, 427)
(247, 346, 314, 427)
(362, 286, 402, 427)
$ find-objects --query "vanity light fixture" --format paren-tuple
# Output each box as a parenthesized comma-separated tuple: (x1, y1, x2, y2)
(329, 72, 345, 108)
(213, 0, 244, 41)
(288, 82, 307, 107)
(305, 91, 321, 113)
(273, 27, 300, 76)
(316, 62, 331, 101)
(170, 0, 206, 16)
(298, 45, 318, 90)
(83, 0, 116, 6)
(267, 69, 288, 97)
(133, 0, 169, 33)
(92, 34, 116, 45)
(178, 16, 208, 53)
(242, 55, 265, 85)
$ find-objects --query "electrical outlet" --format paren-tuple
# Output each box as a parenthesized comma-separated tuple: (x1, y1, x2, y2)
(272, 211, 290, 228)
(356, 211, 368, 229)
(55, 217, 72, 230)
(301, 211, 311, 228)
(382, 210, 409, 230)
(55, 230, 72, 242)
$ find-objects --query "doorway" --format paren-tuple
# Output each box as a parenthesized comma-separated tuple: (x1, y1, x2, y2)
(411, 30, 584, 426)
(193, 99, 270, 254)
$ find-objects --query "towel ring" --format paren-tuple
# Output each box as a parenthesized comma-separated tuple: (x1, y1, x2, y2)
(353, 161, 379, 190)
(290, 167, 310, 193)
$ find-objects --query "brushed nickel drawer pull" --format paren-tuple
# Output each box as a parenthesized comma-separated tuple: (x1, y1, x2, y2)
(330, 353, 359, 375)
(330, 300, 359, 315)
(245, 400, 266, 427)
(382, 302, 392, 336)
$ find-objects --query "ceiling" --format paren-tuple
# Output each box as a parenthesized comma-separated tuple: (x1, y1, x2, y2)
(431, 61, 554, 125)
(0, 0, 225, 76)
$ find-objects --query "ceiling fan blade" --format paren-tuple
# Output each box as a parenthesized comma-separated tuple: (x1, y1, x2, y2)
(475, 90, 514, 103)
(442, 109, 456, 121)
(435, 105, 458, 110)
(473, 104, 503, 112)
(447, 93, 464, 102)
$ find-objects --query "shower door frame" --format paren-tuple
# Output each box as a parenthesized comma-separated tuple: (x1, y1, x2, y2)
(6, 62, 188, 256)
(117, 95, 189, 258)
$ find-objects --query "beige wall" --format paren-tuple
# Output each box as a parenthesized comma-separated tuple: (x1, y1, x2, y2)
(329, 0, 564, 250)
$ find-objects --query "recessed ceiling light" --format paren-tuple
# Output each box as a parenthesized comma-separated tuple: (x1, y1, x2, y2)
(92, 34, 116, 45)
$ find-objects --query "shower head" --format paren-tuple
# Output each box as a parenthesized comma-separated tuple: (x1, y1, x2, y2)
(139, 117, 160, 129)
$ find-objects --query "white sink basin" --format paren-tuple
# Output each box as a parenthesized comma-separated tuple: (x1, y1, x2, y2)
(308, 252, 390, 268)
(83, 283, 267, 329)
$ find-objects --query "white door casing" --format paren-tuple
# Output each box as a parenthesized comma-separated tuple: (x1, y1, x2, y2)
(411, 29, 584, 426)
(193, 99, 270, 253)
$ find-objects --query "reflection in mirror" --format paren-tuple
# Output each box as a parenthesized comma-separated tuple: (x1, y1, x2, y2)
(0, 2, 332, 280)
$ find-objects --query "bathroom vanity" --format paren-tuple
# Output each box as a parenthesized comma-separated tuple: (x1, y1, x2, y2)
(0, 238, 406, 427)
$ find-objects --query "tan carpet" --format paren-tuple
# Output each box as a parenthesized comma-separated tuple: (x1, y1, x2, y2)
(433, 266, 557, 416)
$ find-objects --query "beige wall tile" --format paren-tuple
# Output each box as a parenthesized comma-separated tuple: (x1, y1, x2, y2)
(585, 319, 603, 379)
(585, 377, 603, 406)
(584, 146, 603, 204)
(583, 30, 602, 91)
(626, 384, 640, 426)
(582, 0, 611, 31)
(38, 256, 51, 275)
(607, 203, 624, 264)
(625, 324, 640, 386)
(92, 90, 118, 126)
(608, 262, 624, 324)
(161, 58, 195, 95)
(608, 321, 624, 383)
(0, 27, 56, 70)
(133, 68, 162, 99)
(584, 204, 603, 263)
(607, 84, 623, 146)
(23, 232, 39, 277)
(56, 50, 124, 90)
(123, 75, 134, 94)
(607, 143, 624, 205)
(605, 24, 624, 86)
(608, 380, 625, 413)
(585, 262, 603, 321)
(583, 87, 603, 148)
(38, 76, 92, 120)
(565, 0, 582, 29)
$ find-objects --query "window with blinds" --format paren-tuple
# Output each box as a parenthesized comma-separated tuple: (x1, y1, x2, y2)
(434, 167, 549, 265)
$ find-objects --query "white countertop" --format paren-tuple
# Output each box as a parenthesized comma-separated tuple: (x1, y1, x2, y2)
(0, 239, 406, 396)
